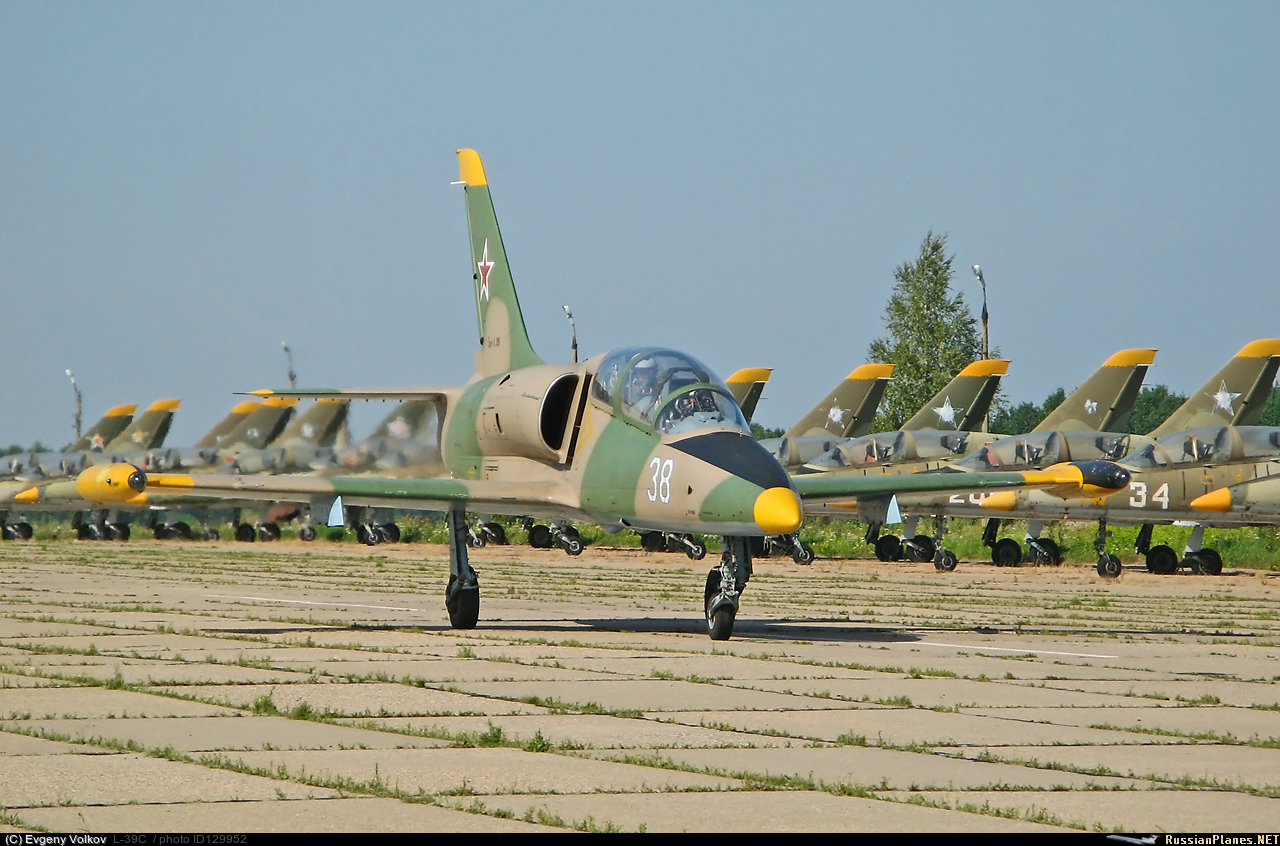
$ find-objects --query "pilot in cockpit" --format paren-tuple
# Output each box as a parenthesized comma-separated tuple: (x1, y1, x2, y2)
(625, 359, 661, 418)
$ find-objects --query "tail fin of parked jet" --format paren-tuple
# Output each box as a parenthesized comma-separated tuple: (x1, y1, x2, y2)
(1150, 339, 1280, 437)
(220, 397, 297, 451)
(784, 363, 894, 440)
(725, 368, 772, 422)
(1033, 349, 1155, 434)
(275, 399, 350, 448)
(193, 401, 262, 449)
(105, 399, 180, 452)
(67, 404, 136, 453)
(457, 149, 543, 378)
(900, 360, 1009, 432)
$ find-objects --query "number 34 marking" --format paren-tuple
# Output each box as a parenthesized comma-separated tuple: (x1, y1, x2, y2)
(1129, 481, 1169, 509)
(648, 458, 674, 504)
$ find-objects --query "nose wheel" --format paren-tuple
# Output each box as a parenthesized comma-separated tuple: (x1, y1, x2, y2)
(703, 537, 752, 641)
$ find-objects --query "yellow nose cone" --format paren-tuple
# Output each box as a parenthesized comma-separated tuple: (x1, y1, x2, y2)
(754, 487, 802, 535)
(1190, 488, 1232, 512)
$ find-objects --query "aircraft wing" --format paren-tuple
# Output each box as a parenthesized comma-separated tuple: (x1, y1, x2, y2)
(143, 472, 577, 515)
(793, 461, 1131, 512)
(244, 388, 455, 402)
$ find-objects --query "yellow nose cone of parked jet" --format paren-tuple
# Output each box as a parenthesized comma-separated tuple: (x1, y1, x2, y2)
(754, 487, 802, 535)
(1190, 488, 1232, 512)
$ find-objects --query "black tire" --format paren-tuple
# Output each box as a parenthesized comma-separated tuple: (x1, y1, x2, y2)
(357, 524, 380, 546)
(154, 525, 171, 540)
(749, 536, 769, 558)
(641, 532, 665, 552)
(1182, 553, 1204, 575)
(0, 525, 12, 540)
(380, 523, 401, 543)
(299, 525, 317, 542)
(1198, 548, 1223, 575)
(707, 605, 736, 641)
(466, 529, 485, 548)
(235, 523, 256, 543)
(529, 524, 553, 549)
(14, 522, 33, 540)
(482, 522, 506, 545)
(934, 549, 958, 572)
(907, 535, 936, 562)
(204, 528, 221, 541)
(445, 576, 480, 629)
(87, 523, 105, 541)
(259, 522, 280, 542)
(875, 534, 902, 562)
(1146, 544, 1178, 575)
(793, 543, 815, 565)
(562, 536, 584, 556)
(991, 538, 1023, 567)
(685, 540, 707, 561)
(171, 522, 193, 541)
(1097, 554, 1122, 578)
(1031, 538, 1063, 566)
(704, 568, 721, 617)
(108, 523, 130, 541)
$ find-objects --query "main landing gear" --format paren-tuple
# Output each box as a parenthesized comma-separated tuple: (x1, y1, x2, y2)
(866, 518, 956, 571)
(749, 533, 814, 565)
(524, 518, 585, 555)
(445, 509, 480, 629)
(981, 519, 1063, 567)
(1094, 516, 1122, 578)
(1134, 524, 1221, 576)
(704, 536, 752, 641)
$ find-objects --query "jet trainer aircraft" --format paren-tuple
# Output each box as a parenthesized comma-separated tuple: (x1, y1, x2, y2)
(73, 150, 1129, 639)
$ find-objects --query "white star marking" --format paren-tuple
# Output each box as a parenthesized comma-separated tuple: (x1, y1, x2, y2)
(1084, 399, 1098, 415)
(933, 396, 964, 428)
(477, 239, 495, 302)
(1208, 381, 1242, 414)
(827, 404, 848, 428)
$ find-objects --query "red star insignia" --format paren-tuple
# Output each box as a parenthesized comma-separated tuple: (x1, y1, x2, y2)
(477, 239, 495, 302)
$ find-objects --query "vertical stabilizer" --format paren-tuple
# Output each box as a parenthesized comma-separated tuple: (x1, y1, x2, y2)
(1033, 350, 1155, 434)
(457, 149, 543, 377)
(106, 399, 180, 452)
(784, 363, 894, 439)
(1150, 340, 1280, 437)
(900, 360, 1009, 432)
(68, 405, 135, 453)
(194, 401, 261, 449)
(725, 368, 772, 422)
(220, 397, 297, 451)
(275, 400, 350, 448)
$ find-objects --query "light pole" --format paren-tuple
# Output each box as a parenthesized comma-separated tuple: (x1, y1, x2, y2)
(971, 265, 989, 361)
(65, 369, 82, 440)
(281, 341, 297, 389)
(562, 306, 578, 363)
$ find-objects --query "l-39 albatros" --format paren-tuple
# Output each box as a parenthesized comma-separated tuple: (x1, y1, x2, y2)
(81, 150, 1130, 639)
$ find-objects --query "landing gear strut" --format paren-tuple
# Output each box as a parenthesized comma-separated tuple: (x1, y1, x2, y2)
(704, 536, 751, 641)
(445, 509, 480, 629)
(1095, 517, 1121, 578)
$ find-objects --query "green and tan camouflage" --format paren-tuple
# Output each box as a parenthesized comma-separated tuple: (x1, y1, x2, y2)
(784, 363, 894, 440)
(65, 404, 136, 453)
(69, 150, 1131, 638)
(724, 368, 771, 422)
(1149, 339, 1280, 437)
(1032, 349, 1154, 433)
(104, 398, 180, 452)
(900, 359, 1009, 432)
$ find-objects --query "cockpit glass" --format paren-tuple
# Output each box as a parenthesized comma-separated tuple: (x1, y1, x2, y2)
(1155, 426, 1224, 466)
(1238, 427, 1280, 460)
(1122, 442, 1169, 470)
(597, 348, 747, 434)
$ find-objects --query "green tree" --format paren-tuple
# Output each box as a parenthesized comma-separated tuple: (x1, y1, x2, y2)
(750, 421, 784, 440)
(1128, 385, 1187, 434)
(1259, 384, 1280, 426)
(867, 231, 982, 430)
(990, 387, 1065, 435)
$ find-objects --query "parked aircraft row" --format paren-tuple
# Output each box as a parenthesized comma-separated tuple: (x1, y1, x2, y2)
(5, 150, 1270, 640)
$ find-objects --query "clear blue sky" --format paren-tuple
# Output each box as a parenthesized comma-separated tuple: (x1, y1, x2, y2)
(2, 2, 1277, 448)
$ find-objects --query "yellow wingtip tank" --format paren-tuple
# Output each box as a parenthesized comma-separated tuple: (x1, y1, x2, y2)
(457, 149, 488, 186)
(74, 464, 147, 504)
(1102, 349, 1157, 367)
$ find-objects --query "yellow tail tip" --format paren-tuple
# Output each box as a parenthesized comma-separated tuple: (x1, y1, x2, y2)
(726, 367, 772, 384)
(457, 149, 488, 186)
(105, 404, 138, 418)
(1237, 339, 1280, 358)
(1191, 488, 1232, 512)
(848, 363, 895, 380)
(958, 359, 1011, 377)
(1103, 349, 1157, 367)
(146, 398, 181, 412)
(754, 487, 802, 535)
